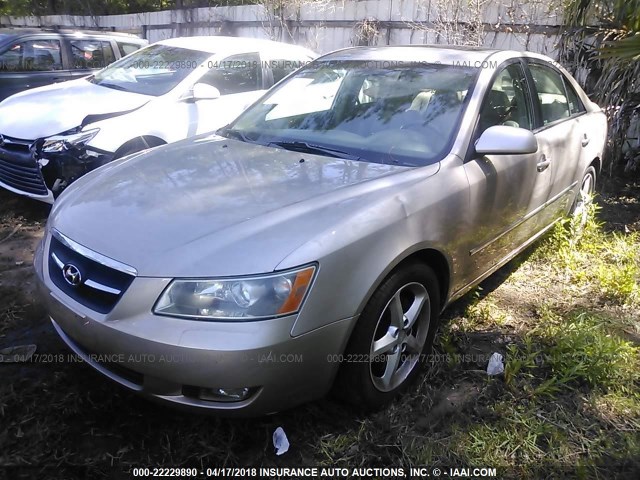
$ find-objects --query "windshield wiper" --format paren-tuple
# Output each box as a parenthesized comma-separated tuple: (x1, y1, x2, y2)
(219, 127, 251, 143)
(268, 141, 361, 161)
(97, 82, 129, 92)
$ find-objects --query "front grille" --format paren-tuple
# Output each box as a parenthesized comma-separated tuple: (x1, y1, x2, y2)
(0, 135, 30, 152)
(0, 135, 48, 195)
(48, 235, 135, 314)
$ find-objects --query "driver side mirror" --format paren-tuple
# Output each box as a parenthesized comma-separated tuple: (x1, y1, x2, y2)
(181, 83, 221, 102)
(475, 125, 538, 155)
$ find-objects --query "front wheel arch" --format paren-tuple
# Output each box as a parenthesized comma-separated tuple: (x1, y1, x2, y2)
(353, 247, 451, 321)
(114, 136, 166, 159)
(333, 261, 441, 410)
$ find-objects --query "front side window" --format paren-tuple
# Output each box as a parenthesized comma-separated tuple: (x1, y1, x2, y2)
(0, 39, 62, 72)
(89, 44, 211, 96)
(529, 63, 571, 125)
(479, 62, 533, 134)
(71, 39, 116, 69)
(223, 60, 478, 167)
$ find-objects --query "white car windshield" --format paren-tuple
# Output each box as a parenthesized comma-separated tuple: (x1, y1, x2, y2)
(223, 60, 479, 166)
(89, 44, 211, 96)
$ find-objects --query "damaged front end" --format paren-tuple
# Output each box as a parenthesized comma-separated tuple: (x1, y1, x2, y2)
(35, 127, 114, 197)
(0, 106, 143, 202)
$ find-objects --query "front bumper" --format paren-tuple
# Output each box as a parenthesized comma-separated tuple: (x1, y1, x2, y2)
(0, 135, 53, 202)
(39, 147, 114, 197)
(0, 136, 112, 203)
(35, 235, 355, 416)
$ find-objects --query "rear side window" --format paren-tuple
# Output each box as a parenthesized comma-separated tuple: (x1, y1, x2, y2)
(269, 57, 310, 84)
(199, 52, 261, 95)
(529, 63, 571, 125)
(117, 42, 142, 57)
(564, 78, 585, 115)
(70, 39, 116, 69)
(0, 39, 63, 72)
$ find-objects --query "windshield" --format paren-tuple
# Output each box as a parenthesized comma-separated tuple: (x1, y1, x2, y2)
(89, 44, 211, 96)
(224, 59, 478, 166)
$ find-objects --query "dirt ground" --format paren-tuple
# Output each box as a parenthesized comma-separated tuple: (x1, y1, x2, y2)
(0, 177, 638, 478)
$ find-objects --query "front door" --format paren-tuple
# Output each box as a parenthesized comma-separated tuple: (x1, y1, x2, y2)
(462, 61, 552, 283)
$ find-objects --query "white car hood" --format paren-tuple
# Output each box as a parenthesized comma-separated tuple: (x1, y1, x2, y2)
(0, 78, 151, 140)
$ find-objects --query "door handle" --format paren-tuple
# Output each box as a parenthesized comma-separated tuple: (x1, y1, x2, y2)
(581, 133, 590, 147)
(537, 155, 551, 172)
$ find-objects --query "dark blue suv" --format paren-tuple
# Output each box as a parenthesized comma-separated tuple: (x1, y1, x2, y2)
(0, 28, 147, 101)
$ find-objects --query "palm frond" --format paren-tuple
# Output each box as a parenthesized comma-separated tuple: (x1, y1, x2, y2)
(560, 0, 640, 176)
(600, 33, 640, 60)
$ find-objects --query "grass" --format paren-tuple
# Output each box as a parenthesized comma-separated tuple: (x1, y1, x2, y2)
(0, 189, 639, 479)
(538, 311, 638, 390)
(536, 201, 640, 306)
(426, 199, 640, 476)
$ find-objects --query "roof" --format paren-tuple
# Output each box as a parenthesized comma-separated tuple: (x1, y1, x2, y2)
(0, 27, 144, 40)
(318, 45, 504, 65)
(157, 36, 316, 56)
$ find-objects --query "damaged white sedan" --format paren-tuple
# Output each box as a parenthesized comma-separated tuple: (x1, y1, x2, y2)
(0, 36, 315, 202)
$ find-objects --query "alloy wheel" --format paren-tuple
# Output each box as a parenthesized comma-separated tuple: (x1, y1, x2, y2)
(369, 282, 431, 392)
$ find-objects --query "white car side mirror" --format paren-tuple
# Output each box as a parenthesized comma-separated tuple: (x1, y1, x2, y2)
(182, 83, 221, 102)
(475, 125, 538, 155)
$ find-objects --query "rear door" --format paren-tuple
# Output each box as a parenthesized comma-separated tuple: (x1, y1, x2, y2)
(525, 61, 586, 224)
(189, 52, 263, 135)
(263, 50, 314, 87)
(0, 35, 67, 101)
(463, 60, 551, 279)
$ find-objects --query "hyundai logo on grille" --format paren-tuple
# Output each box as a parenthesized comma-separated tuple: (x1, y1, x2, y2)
(62, 264, 82, 287)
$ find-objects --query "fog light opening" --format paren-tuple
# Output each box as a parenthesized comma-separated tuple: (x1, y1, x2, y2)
(184, 385, 256, 403)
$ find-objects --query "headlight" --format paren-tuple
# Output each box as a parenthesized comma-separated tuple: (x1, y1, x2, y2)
(153, 265, 316, 321)
(42, 128, 100, 153)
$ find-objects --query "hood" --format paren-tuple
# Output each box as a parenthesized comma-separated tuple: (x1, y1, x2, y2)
(0, 78, 150, 139)
(50, 135, 432, 277)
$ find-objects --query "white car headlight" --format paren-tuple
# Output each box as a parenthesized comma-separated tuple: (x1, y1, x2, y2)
(42, 128, 100, 153)
(153, 265, 316, 320)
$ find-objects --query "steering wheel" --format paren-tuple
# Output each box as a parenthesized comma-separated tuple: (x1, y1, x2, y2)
(368, 128, 435, 156)
(399, 122, 442, 139)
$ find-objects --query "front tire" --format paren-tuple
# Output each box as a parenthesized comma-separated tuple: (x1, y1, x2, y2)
(114, 137, 165, 159)
(335, 262, 440, 410)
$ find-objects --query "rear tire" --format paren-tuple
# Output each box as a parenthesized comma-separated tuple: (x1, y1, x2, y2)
(334, 262, 440, 410)
(570, 165, 596, 227)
